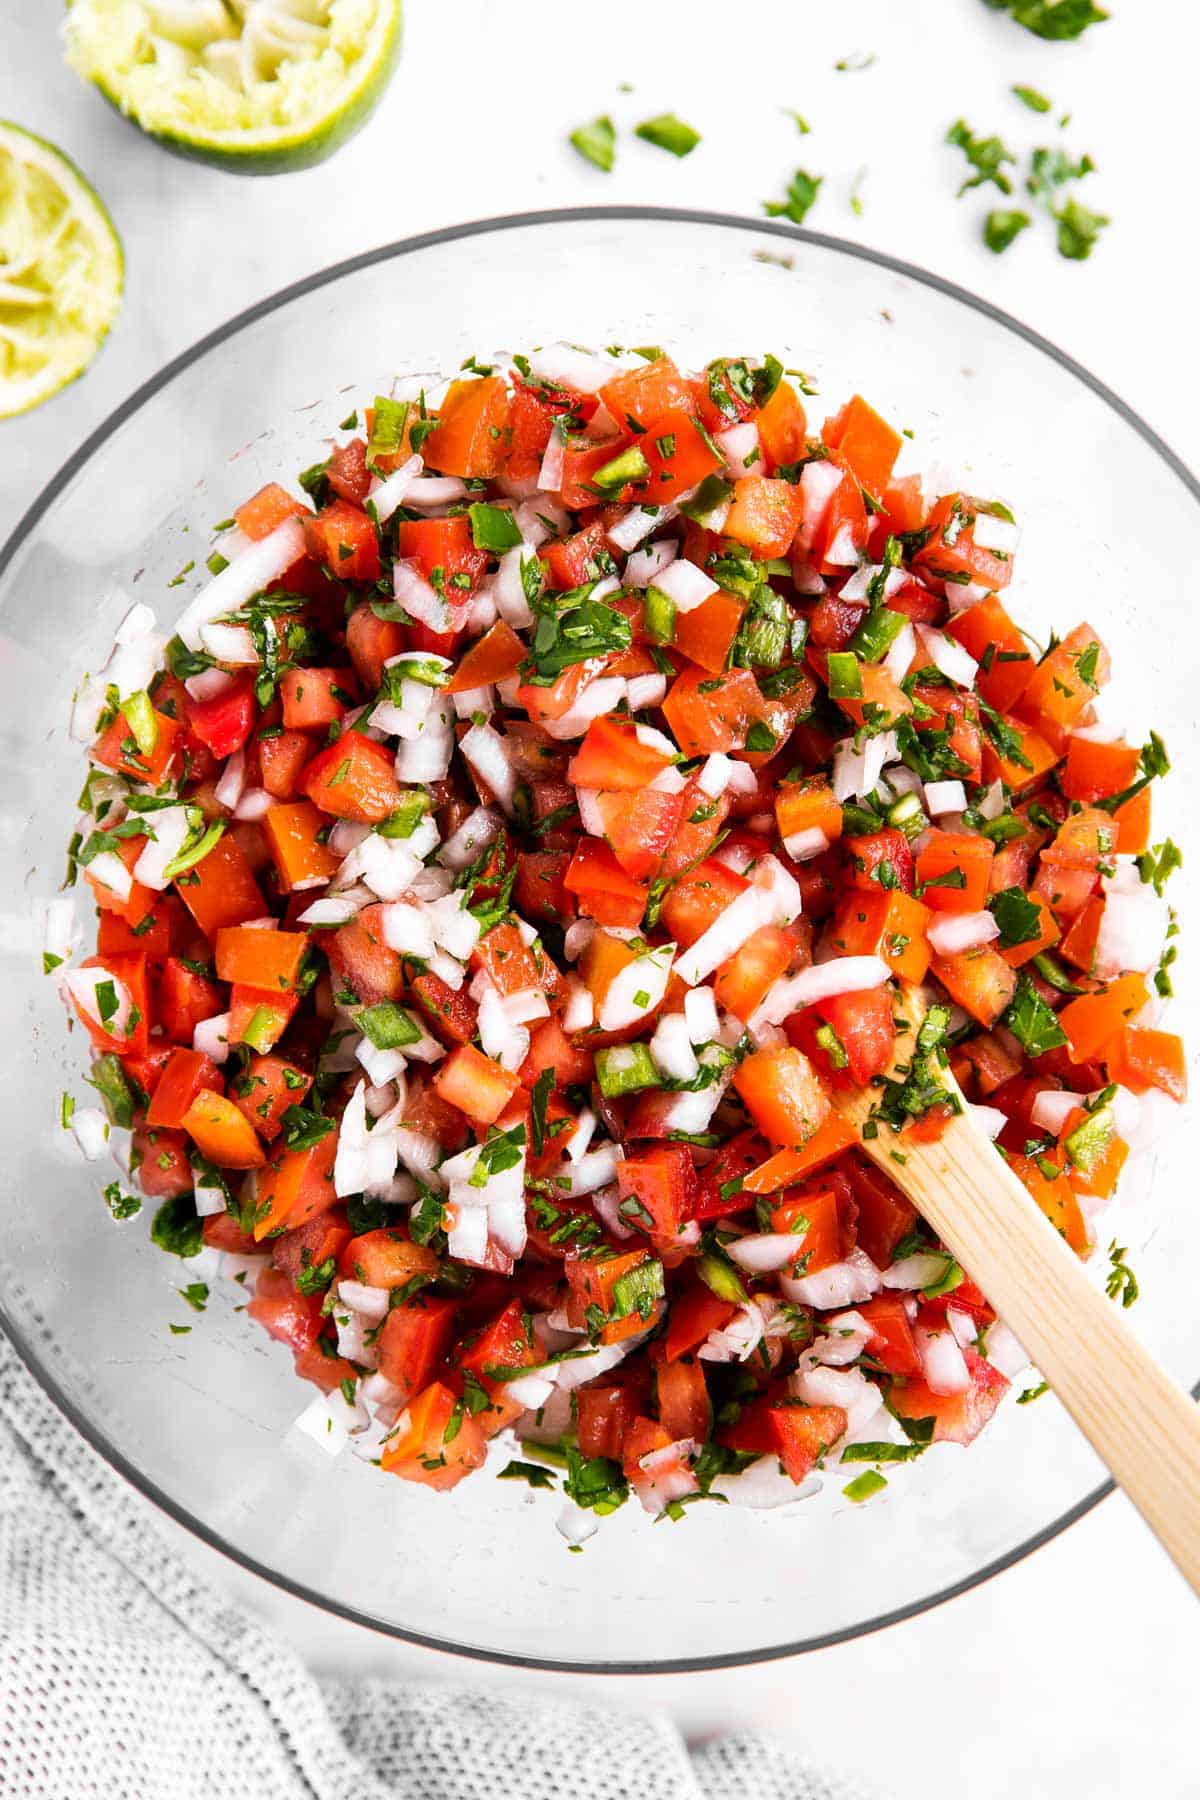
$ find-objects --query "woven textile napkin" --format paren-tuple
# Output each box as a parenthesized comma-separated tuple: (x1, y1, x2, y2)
(0, 1333, 871, 1799)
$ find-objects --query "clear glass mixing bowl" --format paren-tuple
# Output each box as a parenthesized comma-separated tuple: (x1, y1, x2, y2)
(1, 210, 1196, 1671)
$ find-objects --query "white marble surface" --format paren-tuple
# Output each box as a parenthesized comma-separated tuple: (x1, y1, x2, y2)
(2, 1, 1198, 1793)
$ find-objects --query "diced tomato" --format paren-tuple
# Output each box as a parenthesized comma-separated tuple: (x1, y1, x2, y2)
(420, 377, 510, 479)
(346, 601, 405, 690)
(662, 666, 764, 757)
(254, 1132, 339, 1240)
(1060, 974, 1149, 1064)
(145, 1047, 221, 1130)
(301, 734, 401, 823)
(654, 1353, 710, 1442)
(713, 925, 794, 1022)
(446, 620, 525, 693)
(756, 378, 808, 471)
(931, 948, 1017, 1028)
(132, 1125, 194, 1198)
(215, 925, 307, 992)
(411, 969, 479, 1044)
(92, 704, 180, 788)
(616, 1144, 697, 1239)
(247, 1266, 323, 1353)
(567, 716, 674, 790)
(380, 1380, 487, 1489)
(723, 477, 802, 559)
(564, 1248, 664, 1347)
(845, 829, 915, 896)
(397, 515, 488, 596)
(811, 985, 896, 1084)
(740, 1114, 859, 1192)
(235, 483, 308, 541)
(303, 500, 380, 584)
(600, 357, 694, 429)
(1017, 624, 1110, 738)
(720, 1395, 848, 1483)
(226, 985, 298, 1054)
(827, 890, 932, 985)
(231, 1051, 311, 1141)
(1107, 1026, 1187, 1103)
(563, 838, 648, 929)
(671, 590, 745, 674)
(263, 799, 340, 891)
(174, 834, 265, 938)
(912, 494, 1015, 592)
(857, 1295, 922, 1376)
(822, 395, 901, 497)
(890, 1346, 1009, 1446)
(434, 1044, 520, 1127)
(915, 831, 994, 912)
(593, 785, 684, 882)
(733, 1045, 831, 1148)
(186, 677, 256, 759)
(947, 596, 1034, 713)
(576, 1383, 641, 1462)
(378, 1295, 458, 1398)
(642, 407, 725, 496)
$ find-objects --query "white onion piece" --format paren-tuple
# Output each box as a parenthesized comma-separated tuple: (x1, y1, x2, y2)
(879, 1252, 953, 1292)
(650, 1012, 700, 1084)
(460, 723, 517, 814)
(924, 779, 967, 816)
(393, 559, 450, 635)
(599, 943, 676, 1031)
(524, 342, 621, 393)
(783, 826, 830, 863)
(439, 805, 501, 872)
(368, 453, 424, 523)
(64, 965, 130, 1035)
(607, 502, 679, 553)
(175, 516, 306, 651)
(624, 538, 679, 588)
(797, 460, 844, 548)
(781, 1250, 881, 1310)
(683, 986, 720, 1043)
(927, 910, 1000, 956)
(213, 749, 246, 812)
(292, 1389, 367, 1456)
(70, 1107, 110, 1161)
(832, 730, 899, 803)
(983, 1321, 1031, 1379)
(565, 1145, 620, 1197)
(751, 956, 890, 1029)
(193, 1012, 230, 1064)
(394, 730, 453, 783)
(537, 429, 566, 493)
(883, 621, 918, 683)
(401, 475, 469, 510)
(726, 1233, 805, 1274)
(675, 887, 771, 989)
(649, 557, 718, 615)
(971, 509, 1020, 555)
(969, 1104, 1007, 1142)
(561, 978, 594, 1031)
(717, 421, 760, 470)
(338, 1280, 390, 1323)
(380, 902, 435, 958)
(85, 850, 132, 903)
(806, 1310, 872, 1368)
(1094, 882, 1168, 980)
(424, 892, 482, 959)
(478, 987, 530, 1072)
(825, 524, 860, 566)
(793, 1365, 880, 1438)
(839, 564, 906, 605)
(915, 1322, 971, 1395)
(200, 621, 259, 665)
(42, 895, 79, 969)
(131, 804, 193, 891)
(233, 787, 273, 822)
(916, 623, 978, 689)
(185, 667, 235, 702)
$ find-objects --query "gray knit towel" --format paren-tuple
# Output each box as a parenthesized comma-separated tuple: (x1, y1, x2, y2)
(0, 1332, 874, 1799)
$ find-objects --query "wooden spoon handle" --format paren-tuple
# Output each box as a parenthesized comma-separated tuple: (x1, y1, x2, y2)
(865, 1109, 1200, 1592)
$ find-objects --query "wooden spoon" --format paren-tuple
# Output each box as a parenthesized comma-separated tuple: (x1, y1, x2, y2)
(830, 984, 1200, 1594)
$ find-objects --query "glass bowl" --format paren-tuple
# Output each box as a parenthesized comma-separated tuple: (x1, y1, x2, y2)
(1, 209, 1196, 1672)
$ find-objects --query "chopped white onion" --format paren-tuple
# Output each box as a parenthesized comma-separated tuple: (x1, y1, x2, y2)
(439, 805, 501, 872)
(649, 557, 718, 615)
(783, 826, 830, 863)
(175, 516, 306, 651)
(924, 779, 967, 816)
(193, 1012, 230, 1064)
(460, 722, 517, 814)
(750, 955, 890, 1028)
(607, 502, 680, 554)
(726, 1233, 805, 1274)
(627, 673, 668, 710)
(915, 1321, 971, 1395)
(69, 1107, 109, 1161)
(368, 453, 424, 523)
(781, 1250, 882, 1310)
(883, 621, 918, 684)
(674, 887, 771, 988)
(393, 559, 450, 634)
(650, 1012, 700, 1084)
(599, 942, 676, 1031)
(84, 849, 132, 903)
(927, 910, 1000, 956)
(401, 475, 469, 510)
(879, 1251, 954, 1292)
(624, 539, 679, 589)
(915, 623, 978, 689)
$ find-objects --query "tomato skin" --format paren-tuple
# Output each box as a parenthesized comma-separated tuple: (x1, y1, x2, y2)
(397, 516, 488, 596)
(346, 601, 405, 689)
(326, 438, 372, 505)
(563, 839, 648, 929)
(720, 1395, 848, 1483)
(302, 500, 381, 584)
(843, 829, 915, 897)
(616, 1144, 697, 1238)
(379, 1296, 459, 1398)
(567, 717, 673, 790)
(235, 483, 309, 541)
(301, 735, 401, 824)
(576, 1383, 641, 1462)
(822, 394, 902, 497)
(421, 377, 510, 479)
(186, 677, 256, 759)
(132, 1125, 194, 1198)
(814, 986, 896, 1084)
(248, 1266, 324, 1354)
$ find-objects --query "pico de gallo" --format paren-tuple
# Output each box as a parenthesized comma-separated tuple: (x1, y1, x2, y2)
(52, 343, 1186, 1526)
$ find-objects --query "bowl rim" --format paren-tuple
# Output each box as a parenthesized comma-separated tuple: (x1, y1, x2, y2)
(2, 204, 1196, 1674)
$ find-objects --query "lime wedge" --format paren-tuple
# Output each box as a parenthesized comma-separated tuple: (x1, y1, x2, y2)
(64, 0, 403, 174)
(0, 123, 123, 420)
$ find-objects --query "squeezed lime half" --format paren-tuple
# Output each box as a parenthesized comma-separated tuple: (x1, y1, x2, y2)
(63, 0, 403, 174)
(0, 122, 123, 419)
